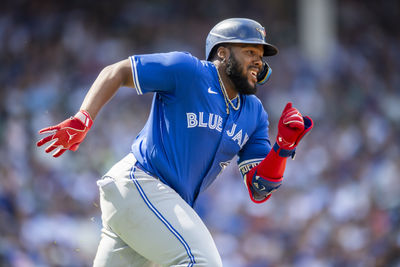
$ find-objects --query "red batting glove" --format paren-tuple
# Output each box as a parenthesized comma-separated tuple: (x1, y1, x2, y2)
(37, 110, 93, 158)
(274, 102, 313, 157)
(244, 102, 313, 203)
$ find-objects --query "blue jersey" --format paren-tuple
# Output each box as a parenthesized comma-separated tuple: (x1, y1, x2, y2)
(130, 52, 271, 206)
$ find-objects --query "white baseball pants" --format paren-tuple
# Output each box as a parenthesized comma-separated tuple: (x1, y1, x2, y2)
(93, 153, 222, 267)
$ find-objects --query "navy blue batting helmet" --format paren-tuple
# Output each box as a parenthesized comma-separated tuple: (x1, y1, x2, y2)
(205, 18, 278, 60)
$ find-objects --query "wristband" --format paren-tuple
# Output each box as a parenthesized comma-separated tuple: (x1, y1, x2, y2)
(273, 143, 296, 158)
(74, 110, 93, 128)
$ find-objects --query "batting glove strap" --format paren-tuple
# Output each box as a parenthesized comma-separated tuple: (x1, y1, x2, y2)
(74, 110, 93, 128)
(251, 172, 282, 196)
(245, 167, 283, 204)
(273, 142, 296, 159)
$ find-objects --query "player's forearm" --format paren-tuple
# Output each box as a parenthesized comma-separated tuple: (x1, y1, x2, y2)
(80, 59, 133, 120)
(255, 149, 287, 178)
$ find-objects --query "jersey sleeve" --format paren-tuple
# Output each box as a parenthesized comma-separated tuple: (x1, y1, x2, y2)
(237, 107, 271, 178)
(129, 51, 198, 96)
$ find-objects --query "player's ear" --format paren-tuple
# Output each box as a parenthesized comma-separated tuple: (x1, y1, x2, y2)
(217, 46, 228, 61)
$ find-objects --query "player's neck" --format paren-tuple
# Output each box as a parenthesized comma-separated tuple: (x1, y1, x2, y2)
(215, 64, 238, 100)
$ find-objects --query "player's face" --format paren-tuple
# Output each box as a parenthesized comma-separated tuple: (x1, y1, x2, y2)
(226, 44, 264, 95)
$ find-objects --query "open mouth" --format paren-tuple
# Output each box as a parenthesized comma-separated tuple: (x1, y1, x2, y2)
(250, 70, 258, 82)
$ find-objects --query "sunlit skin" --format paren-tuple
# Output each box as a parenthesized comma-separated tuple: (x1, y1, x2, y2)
(213, 44, 264, 99)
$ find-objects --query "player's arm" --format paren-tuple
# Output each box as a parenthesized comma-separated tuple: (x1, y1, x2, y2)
(80, 59, 134, 119)
(243, 102, 313, 203)
(37, 59, 134, 157)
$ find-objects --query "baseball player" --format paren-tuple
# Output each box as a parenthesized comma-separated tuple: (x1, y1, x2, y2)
(37, 18, 313, 266)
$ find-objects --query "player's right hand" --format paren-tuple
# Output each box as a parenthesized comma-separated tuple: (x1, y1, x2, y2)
(37, 110, 93, 158)
(275, 102, 313, 155)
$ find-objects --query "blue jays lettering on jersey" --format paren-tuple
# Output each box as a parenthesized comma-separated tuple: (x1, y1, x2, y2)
(130, 52, 271, 206)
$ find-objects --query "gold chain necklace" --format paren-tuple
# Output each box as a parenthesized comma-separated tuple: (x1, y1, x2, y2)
(215, 67, 240, 115)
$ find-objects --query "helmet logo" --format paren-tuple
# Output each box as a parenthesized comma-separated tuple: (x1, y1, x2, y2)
(256, 27, 266, 39)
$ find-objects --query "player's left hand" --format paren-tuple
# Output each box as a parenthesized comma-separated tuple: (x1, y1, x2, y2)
(37, 110, 93, 157)
(275, 102, 313, 157)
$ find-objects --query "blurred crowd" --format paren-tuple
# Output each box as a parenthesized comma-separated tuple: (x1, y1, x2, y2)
(1, 0, 399, 266)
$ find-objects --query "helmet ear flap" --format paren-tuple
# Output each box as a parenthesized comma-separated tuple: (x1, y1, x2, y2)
(257, 60, 272, 85)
